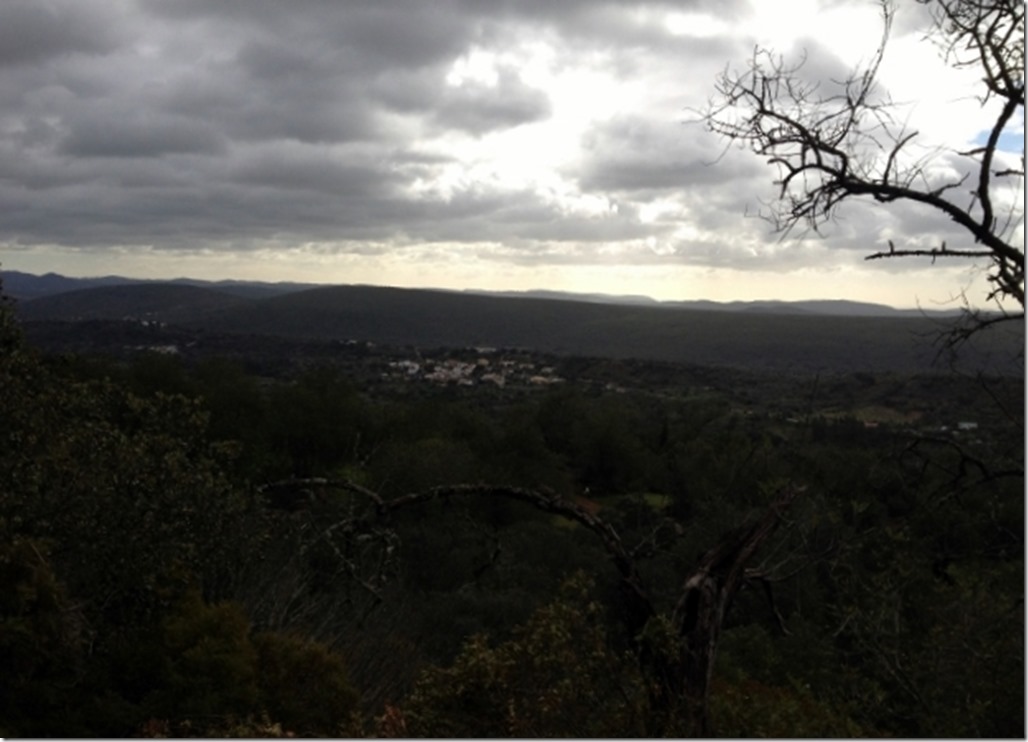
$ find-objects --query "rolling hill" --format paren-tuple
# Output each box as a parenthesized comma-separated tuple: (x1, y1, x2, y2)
(1, 270, 964, 316)
(0, 270, 317, 302)
(15, 283, 253, 324)
(12, 279, 1023, 375)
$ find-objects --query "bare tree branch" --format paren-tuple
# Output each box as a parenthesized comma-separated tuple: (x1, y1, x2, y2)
(257, 477, 806, 735)
(698, 0, 1025, 327)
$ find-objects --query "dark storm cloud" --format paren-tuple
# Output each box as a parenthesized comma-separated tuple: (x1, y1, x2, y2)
(226, 144, 402, 199)
(59, 112, 228, 158)
(144, 0, 471, 72)
(0, 0, 910, 276)
(0, 1, 123, 67)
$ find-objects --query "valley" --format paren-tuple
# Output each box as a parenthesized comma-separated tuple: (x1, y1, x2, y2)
(1, 269, 1023, 737)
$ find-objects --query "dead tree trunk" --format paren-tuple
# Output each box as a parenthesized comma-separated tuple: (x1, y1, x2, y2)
(646, 484, 804, 735)
(257, 478, 803, 736)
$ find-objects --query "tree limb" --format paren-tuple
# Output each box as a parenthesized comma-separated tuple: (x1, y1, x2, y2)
(699, 0, 1025, 321)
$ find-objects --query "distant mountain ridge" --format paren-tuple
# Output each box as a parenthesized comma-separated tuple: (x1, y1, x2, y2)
(14, 283, 252, 324)
(475, 289, 960, 317)
(1, 270, 961, 317)
(0, 270, 318, 302)
(8, 271, 1020, 376)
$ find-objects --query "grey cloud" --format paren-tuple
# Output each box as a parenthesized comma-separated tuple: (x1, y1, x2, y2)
(366, 32, 553, 136)
(0, 0, 889, 279)
(59, 112, 228, 158)
(456, 0, 750, 45)
(576, 115, 765, 196)
(370, 67, 439, 114)
(772, 34, 878, 94)
(434, 70, 552, 135)
(227, 145, 400, 198)
(384, 189, 545, 244)
(515, 213, 663, 244)
(330, 4, 470, 71)
(0, 1, 123, 67)
(159, 73, 368, 147)
(219, 90, 376, 146)
(579, 151, 697, 193)
(166, 41, 380, 146)
(386, 182, 660, 248)
(146, 0, 471, 72)
(895, 2, 935, 35)
(235, 39, 329, 82)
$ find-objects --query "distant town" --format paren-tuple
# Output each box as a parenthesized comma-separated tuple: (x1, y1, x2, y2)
(387, 349, 564, 388)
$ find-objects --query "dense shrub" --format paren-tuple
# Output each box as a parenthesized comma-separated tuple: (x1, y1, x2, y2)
(396, 575, 649, 738)
(253, 631, 360, 736)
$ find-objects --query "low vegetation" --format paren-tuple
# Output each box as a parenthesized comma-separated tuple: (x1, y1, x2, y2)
(0, 281, 1022, 736)
(16, 279, 1023, 375)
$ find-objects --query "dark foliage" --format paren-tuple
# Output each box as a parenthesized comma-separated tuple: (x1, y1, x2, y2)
(0, 276, 1022, 736)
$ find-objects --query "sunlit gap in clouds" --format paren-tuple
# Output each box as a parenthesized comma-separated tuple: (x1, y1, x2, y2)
(416, 39, 627, 226)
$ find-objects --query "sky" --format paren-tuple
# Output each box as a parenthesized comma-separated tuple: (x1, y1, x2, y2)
(0, 0, 1022, 308)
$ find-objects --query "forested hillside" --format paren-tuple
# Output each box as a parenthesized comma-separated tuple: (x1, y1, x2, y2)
(0, 283, 1023, 737)
(15, 280, 1023, 375)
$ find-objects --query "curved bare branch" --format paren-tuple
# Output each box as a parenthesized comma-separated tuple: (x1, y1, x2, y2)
(699, 0, 1025, 320)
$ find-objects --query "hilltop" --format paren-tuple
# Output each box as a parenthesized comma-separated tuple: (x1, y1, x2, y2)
(3, 269, 963, 316)
(8, 271, 1021, 376)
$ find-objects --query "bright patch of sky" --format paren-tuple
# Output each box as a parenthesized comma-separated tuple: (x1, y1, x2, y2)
(972, 128, 1025, 153)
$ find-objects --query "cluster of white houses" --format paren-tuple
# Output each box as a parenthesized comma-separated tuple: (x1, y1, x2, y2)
(387, 353, 564, 387)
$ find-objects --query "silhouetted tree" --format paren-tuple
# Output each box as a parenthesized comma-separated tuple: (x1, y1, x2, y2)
(701, 0, 1024, 331)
